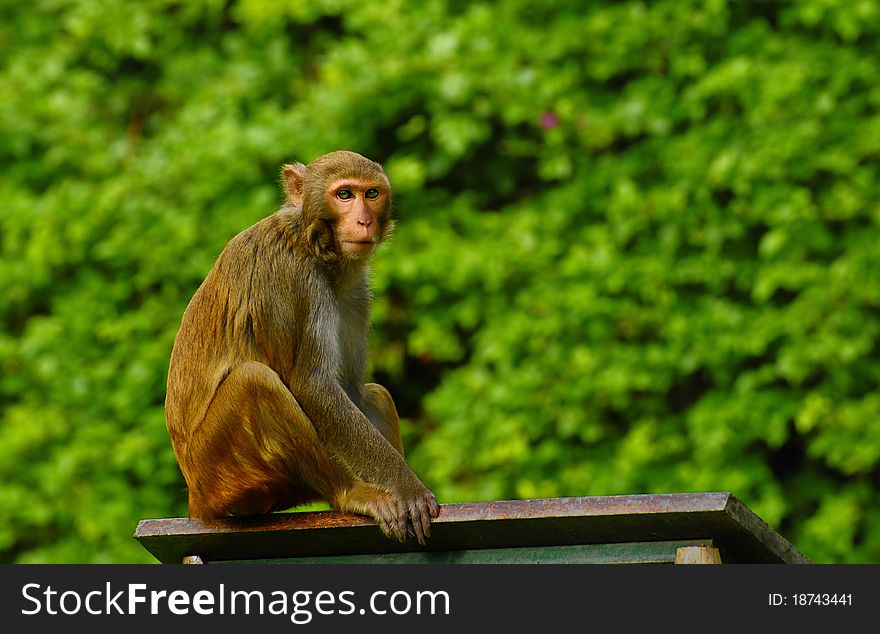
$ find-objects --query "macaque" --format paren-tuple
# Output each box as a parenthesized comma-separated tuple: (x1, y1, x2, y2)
(165, 151, 439, 544)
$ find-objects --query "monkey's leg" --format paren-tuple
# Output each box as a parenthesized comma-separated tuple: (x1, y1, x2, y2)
(363, 383, 404, 455)
(363, 382, 433, 542)
(185, 361, 389, 520)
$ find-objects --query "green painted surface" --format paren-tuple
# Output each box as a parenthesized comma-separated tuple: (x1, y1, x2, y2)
(218, 540, 711, 564)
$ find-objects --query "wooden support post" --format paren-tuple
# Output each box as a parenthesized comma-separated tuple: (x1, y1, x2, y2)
(675, 546, 722, 564)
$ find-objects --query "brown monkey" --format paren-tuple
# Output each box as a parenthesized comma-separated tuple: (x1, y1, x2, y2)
(165, 150, 439, 544)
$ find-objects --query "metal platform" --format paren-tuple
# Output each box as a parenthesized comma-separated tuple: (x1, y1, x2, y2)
(134, 492, 810, 564)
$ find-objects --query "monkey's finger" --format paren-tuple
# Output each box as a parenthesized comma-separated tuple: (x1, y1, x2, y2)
(409, 506, 427, 545)
(381, 512, 403, 542)
(385, 515, 405, 543)
(428, 495, 440, 518)
(376, 515, 394, 540)
(394, 519, 407, 543)
(393, 505, 408, 542)
(383, 498, 401, 539)
(416, 500, 433, 541)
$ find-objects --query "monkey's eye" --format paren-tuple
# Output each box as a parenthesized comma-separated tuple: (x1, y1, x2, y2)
(365, 188, 380, 199)
(336, 188, 354, 200)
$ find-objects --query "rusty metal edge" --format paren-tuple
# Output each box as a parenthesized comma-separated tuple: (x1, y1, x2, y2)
(722, 494, 812, 564)
(135, 492, 734, 540)
(135, 493, 815, 564)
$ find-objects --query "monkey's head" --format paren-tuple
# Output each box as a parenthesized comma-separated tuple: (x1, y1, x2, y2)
(282, 151, 395, 262)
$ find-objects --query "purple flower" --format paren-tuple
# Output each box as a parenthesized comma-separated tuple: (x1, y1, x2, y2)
(540, 111, 559, 130)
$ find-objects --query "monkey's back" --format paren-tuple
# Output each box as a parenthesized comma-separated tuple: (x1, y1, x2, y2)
(165, 209, 309, 455)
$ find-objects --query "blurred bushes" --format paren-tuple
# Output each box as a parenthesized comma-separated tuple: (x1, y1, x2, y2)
(1, 0, 879, 562)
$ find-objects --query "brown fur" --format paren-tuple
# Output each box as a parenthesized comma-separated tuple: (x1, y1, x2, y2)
(165, 151, 438, 543)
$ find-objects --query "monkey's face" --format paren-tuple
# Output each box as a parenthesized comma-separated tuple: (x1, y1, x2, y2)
(325, 179, 392, 258)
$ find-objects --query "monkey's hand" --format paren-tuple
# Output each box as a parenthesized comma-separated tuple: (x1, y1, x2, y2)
(386, 477, 440, 546)
(335, 478, 440, 545)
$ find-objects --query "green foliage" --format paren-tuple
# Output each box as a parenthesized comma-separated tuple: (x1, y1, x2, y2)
(1, 0, 879, 563)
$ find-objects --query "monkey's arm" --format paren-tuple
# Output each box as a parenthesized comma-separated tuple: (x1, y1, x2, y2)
(297, 369, 413, 481)
(291, 361, 438, 543)
(289, 293, 417, 484)
(285, 289, 438, 541)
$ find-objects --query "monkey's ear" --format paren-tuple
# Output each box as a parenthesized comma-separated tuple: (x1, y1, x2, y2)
(281, 163, 306, 208)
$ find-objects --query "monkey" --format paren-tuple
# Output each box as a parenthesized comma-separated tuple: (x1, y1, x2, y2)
(164, 150, 439, 544)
